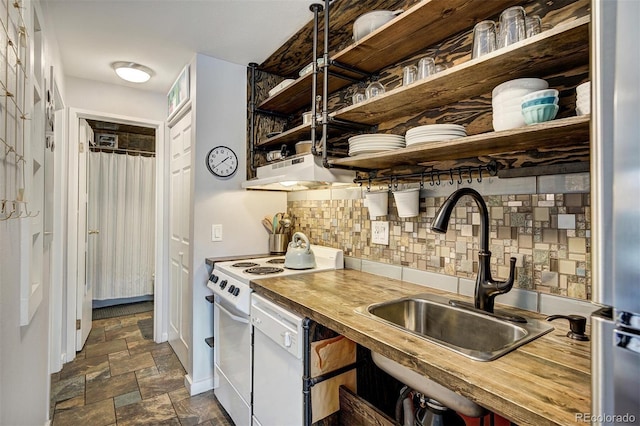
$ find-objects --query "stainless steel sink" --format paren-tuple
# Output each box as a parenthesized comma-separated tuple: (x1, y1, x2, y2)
(356, 293, 553, 361)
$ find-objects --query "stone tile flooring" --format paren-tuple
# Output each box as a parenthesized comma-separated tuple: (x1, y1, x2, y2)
(50, 311, 234, 425)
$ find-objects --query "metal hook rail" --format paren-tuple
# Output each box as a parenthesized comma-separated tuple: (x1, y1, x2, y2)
(0, 199, 40, 221)
(356, 161, 498, 191)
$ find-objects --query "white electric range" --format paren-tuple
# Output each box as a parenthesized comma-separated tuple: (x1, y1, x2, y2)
(207, 245, 344, 426)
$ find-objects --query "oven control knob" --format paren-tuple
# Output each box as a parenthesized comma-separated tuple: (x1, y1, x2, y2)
(283, 332, 292, 348)
(210, 274, 219, 283)
(228, 285, 236, 294)
(220, 280, 227, 290)
(233, 287, 240, 296)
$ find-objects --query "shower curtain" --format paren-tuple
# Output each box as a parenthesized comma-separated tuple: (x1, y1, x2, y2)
(88, 151, 155, 305)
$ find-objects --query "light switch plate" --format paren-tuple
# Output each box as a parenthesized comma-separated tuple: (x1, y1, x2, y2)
(372, 221, 389, 245)
(212, 224, 223, 242)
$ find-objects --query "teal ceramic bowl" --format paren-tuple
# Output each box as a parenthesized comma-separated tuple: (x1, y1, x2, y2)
(521, 96, 558, 109)
(522, 104, 559, 125)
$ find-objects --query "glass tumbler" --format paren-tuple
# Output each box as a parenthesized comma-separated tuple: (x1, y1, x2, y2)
(417, 57, 435, 79)
(365, 81, 385, 99)
(351, 89, 366, 105)
(526, 15, 542, 38)
(402, 65, 418, 86)
(472, 20, 497, 59)
(498, 6, 526, 48)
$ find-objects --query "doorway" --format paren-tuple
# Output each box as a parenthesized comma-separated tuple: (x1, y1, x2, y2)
(62, 108, 166, 363)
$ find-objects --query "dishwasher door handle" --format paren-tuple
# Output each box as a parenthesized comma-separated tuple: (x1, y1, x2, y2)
(215, 302, 249, 324)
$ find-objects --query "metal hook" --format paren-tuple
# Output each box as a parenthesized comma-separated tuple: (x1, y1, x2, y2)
(436, 173, 441, 186)
(366, 178, 371, 192)
(449, 169, 454, 185)
(467, 167, 473, 184)
(392, 177, 399, 192)
(477, 167, 483, 183)
(429, 172, 435, 186)
(420, 173, 425, 189)
(457, 169, 463, 185)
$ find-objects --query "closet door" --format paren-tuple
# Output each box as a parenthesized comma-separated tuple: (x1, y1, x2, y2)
(168, 111, 192, 368)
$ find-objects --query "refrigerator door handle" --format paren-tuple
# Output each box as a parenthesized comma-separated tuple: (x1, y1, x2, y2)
(617, 311, 640, 330)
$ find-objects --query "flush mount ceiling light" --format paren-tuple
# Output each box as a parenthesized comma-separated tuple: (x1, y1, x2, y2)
(111, 61, 154, 83)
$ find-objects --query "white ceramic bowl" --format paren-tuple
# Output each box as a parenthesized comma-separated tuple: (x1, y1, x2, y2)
(492, 78, 548, 98)
(268, 79, 295, 97)
(353, 10, 398, 41)
(493, 111, 527, 131)
(576, 81, 590, 94)
(295, 140, 312, 154)
(521, 89, 559, 103)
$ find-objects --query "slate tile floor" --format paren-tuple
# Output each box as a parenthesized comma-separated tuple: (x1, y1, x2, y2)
(50, 311, 233, 425)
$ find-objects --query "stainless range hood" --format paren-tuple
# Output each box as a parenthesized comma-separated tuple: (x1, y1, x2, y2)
(242, 154, 355, 191)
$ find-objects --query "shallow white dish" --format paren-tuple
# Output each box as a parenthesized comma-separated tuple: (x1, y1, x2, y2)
(492, 78, 548, 98)
(268, 79, 295, 97)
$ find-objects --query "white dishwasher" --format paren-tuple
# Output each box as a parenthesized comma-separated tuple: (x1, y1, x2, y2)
(251, 293, 304, 426)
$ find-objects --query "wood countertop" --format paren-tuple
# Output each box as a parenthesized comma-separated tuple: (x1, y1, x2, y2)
(250, 269, 590, 426)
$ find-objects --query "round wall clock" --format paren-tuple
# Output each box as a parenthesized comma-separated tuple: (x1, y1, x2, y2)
(206, 146, 238, 178)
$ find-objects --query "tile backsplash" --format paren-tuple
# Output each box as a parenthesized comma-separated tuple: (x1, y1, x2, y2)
(287, 174, 591, 301)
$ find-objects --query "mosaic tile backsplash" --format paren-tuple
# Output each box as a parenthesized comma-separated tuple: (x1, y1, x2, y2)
(288, 188, 591, 301)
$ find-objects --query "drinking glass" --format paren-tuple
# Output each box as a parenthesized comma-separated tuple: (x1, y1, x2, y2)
(498, 6, 526, 48)
(352, 89, 366, 105)
(365, 81, 385, 99)
(526, 15, 542, 38)
(472, 20, 497, 59)
(417, 57, 435, 79)
(434, 64, 447, 73)
(402, 65, 418, 86)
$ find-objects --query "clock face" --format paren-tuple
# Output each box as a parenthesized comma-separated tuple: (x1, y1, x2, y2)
(206, 146, 238, 178)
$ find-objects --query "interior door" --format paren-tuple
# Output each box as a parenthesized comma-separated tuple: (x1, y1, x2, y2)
(76, 119, 93, 350)
(168, 111, 192, 368)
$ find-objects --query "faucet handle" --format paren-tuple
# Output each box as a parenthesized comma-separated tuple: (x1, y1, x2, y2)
(546, 314, 589, 341)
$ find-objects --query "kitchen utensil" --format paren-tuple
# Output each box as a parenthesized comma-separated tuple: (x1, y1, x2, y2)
(262, 219, 274, 234)
(365, 81, 385, 99)
(353, 10, 401, 42)
(266, 150, 283, 161)
(269, 233, 290, 254)
(417, 56, 435, 79)
(272, 213, 282, 234)
(402, 65, 418, 86)
(498, 6, 526, 48)
(295, 140, 312, 154)
(284, 232, 316, 269)
(472, 20, 497, 59)
(280, 218, 292, 233)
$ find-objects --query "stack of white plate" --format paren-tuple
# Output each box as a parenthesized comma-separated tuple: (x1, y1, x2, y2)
(405, 124, 466, 146)
(576, 81, 590, 116)
(348, 134, 405, 156)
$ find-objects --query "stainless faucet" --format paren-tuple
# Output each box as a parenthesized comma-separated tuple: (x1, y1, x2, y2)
(431, 188, 516, 313)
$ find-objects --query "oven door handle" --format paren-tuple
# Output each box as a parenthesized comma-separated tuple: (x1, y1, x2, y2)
(215, 301, 250, 324)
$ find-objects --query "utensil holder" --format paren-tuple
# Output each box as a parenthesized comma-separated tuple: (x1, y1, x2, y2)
(393, 188, 420, 218)
(365, 190, 389, 218)
(269, 233, 290, 254)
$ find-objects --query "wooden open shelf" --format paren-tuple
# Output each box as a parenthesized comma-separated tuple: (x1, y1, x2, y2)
(258, 0, 514, 115)
(257, 123, 311, 148)
(331, 16, 589, 125)
(329, 115, 590, 170)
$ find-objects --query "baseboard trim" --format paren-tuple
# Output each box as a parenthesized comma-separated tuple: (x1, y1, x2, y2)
(184, 374, 214, 396)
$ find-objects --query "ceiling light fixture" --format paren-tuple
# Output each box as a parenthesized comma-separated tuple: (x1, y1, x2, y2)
(111, 61, 154, 83)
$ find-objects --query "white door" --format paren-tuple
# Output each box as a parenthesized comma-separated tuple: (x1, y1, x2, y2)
(76, 119, 93, 350)
(168, 111, 192, 367)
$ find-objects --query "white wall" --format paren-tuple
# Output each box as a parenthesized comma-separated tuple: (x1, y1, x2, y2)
(187, 53, 286, 392)
(0, 0, 63, 424)
(65, 76, 166, 121)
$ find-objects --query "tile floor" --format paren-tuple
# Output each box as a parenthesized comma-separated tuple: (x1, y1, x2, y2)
(50, 310, 234, 425)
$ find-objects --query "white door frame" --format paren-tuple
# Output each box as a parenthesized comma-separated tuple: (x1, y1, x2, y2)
(64, 107, 167, 361)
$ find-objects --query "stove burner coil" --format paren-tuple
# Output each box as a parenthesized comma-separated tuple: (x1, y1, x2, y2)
(266, 258, 286, 264)
(232, 262, 259, 268)
(244, 266, 284, 275)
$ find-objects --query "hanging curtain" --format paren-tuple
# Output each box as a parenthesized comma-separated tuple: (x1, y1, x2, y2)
(88, 151, 155, 303)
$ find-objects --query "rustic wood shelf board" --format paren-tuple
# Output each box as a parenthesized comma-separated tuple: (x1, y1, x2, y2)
(330, 115, 590, 169)
(333, 17, 589, 125)
(257, 124, 311, 147)
(334, 0, 513, 74)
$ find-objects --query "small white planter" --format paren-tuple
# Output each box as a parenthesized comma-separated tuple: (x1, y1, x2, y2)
(365, 190, 389, 218)
(393, 188, 420, 218)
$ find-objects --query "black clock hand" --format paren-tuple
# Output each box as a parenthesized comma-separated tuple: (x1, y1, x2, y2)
(213, 156, 230, 168)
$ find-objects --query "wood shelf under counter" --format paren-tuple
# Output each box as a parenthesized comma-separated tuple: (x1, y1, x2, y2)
(258, 0, 514, 116)
(332, 16, 589, 126)
(329, 115, 590, 170)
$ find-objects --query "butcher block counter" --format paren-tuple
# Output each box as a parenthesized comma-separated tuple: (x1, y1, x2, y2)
(250, 269, 591, 426)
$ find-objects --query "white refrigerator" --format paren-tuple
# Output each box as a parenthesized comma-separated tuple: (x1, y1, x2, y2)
(591, 0, 640, 424)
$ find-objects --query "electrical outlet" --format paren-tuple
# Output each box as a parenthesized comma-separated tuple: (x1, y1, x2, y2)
(212, 224, 223, 242)
(372, 221, 389, 245)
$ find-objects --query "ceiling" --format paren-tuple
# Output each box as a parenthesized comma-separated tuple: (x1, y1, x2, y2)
(40, 0, 319, 94)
